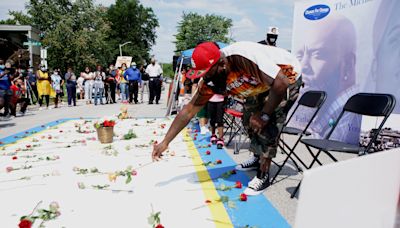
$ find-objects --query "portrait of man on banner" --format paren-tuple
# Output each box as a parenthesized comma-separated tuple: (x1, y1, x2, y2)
(291, 11, 361, 144)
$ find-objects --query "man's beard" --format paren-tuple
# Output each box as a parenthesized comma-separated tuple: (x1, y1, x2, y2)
(204, 69, 228, 94)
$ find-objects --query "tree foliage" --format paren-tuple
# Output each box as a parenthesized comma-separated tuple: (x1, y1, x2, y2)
(0, 11, 32, 25)
(106, 0, 159, 64)
(24, 0, 111, 70)
(174, 12, 233, 52)
(162, 63, 174, 78)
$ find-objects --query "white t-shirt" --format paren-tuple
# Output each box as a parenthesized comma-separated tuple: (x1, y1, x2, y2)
(221, 41, 302, 80)
(199, 41, 302, 98)
(77, 77, 84, 88)
(51, 74, 62, 91)
(145, 63, 163, 77)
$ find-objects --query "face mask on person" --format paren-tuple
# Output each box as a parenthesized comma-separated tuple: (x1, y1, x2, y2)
(85, 69, 89, 73)
(0, 65, 4, 70)
(41, 67, 46, 71)
(28, 69, 33, 73)
(132, 66, 136, 69)
(54, 71, 59, 75)
(266, 34, 278, 45)
(122, 66, 126, 70)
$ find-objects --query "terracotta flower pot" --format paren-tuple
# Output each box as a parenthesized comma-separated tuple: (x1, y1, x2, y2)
(96, 127, 114, 144)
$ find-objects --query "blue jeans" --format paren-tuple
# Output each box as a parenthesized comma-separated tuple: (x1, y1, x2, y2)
(94, 87, 104, 105)
(119, 83, 129, 101)
(66, 85, 76, 106)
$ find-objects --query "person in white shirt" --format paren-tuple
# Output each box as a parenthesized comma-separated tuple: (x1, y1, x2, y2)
(145, 58, 163, 104)
(81, 67, 94, 104)
(50, 70, 64, 108)
(93, 65, 106, 105)
(76, 76, 85, 100)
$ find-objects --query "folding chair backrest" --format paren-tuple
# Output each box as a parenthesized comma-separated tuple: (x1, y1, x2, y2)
(285, 91, 327, 130)
(343, 93, 396, 117)
(327, 93, 396, 154)
(298, 91, 327, 108)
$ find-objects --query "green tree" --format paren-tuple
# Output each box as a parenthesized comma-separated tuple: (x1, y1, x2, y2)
(106, 0, 159, 64)
(174, 12, 233, 52)
(0, 10, 32, 25)
(162, 63, 174, 79)
(24, 0, 111, 71)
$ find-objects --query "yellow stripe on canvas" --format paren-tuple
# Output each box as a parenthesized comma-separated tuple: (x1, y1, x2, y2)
(183, 128, 233, 228)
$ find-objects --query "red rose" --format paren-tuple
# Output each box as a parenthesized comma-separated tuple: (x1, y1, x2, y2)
(235, 181, 242, 189)
(0, 141, 3, 144)
(153, 131, 157, 134)
(12, 156, 17, 160)
(206, 151, 211, 155)
(194, 129, 198, 133)
(155, 224, 164, 228)
(6, 166, 13, 173)
(216, 160, 222, 164)
(194, 133, 198, 137)
(239, 193, 247, 201)
(208, 144, 211, 147)
(59, 130, 63, 133)
(103, 120, 109, 127)
(26, 145, 31, 148)
(108, 121, 115, 127)
(154, 140, 158, 145)
(205, 200, 212, 204)
(18, 219, 32, 228)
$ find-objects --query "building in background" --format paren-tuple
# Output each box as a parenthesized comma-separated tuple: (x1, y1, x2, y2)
(0, 25, 41, 68)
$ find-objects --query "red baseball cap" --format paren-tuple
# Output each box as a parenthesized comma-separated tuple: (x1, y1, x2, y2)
(187, 42, 221, 79)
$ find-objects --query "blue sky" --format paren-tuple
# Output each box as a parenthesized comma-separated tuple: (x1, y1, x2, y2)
(0, 0, 295, 62)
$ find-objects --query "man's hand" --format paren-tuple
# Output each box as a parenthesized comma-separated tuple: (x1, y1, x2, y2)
(152, 141, 168, 161)
(249, 112, 268, 134)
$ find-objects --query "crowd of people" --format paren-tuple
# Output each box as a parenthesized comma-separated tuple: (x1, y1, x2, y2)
(0, 58, 164, 118)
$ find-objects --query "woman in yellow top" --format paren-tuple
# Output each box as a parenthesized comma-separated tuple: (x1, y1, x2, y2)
(36, 65, 52, 109)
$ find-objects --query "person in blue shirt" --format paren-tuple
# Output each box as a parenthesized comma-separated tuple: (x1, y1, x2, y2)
(0, 60, 13, 116)
(124, 62, 142, 104)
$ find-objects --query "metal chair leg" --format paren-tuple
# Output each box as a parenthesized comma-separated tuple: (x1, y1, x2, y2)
(291, 181, 301, 198)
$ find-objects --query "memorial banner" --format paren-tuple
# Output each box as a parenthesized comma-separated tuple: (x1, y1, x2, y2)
(291, 0, 399, 144)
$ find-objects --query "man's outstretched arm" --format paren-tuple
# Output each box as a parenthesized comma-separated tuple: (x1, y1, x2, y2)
(152, 87, 212, 161)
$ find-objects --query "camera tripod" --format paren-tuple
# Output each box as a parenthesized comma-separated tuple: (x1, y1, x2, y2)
(24, 79, 37, 105)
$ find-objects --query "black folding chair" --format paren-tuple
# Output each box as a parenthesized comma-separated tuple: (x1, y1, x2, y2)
(270, 91, 327, 184)
(290, 93, 396, 198)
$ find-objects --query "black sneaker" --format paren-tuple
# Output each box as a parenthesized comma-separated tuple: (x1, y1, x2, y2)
(235, 155, 260, 171)
(243, 170, 270, 196)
